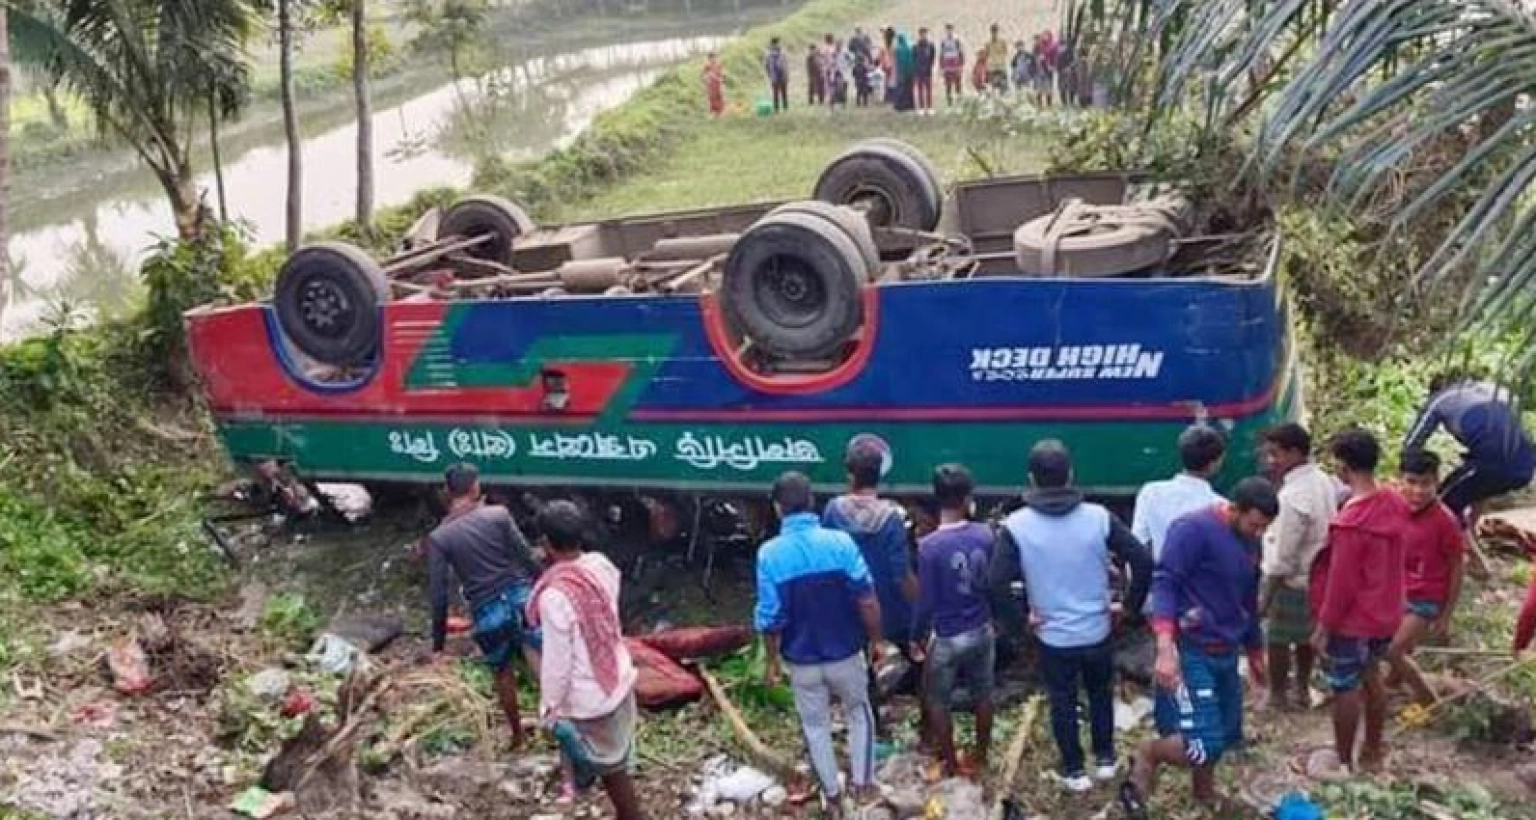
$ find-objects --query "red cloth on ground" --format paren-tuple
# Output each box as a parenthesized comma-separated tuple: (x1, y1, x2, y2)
(528, 560, 623, 695)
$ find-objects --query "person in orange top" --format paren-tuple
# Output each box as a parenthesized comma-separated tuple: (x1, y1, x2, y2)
(702, 52, 726, 117)
(971, 45, 990, 93)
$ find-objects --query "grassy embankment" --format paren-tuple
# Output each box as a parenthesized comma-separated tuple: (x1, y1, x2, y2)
(0, 0, 883, 667)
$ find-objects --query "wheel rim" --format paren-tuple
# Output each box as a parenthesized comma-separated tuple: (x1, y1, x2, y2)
(298, 277, 356, 339)
(847, 183, 898, 227)
(755, 254, 827, 329)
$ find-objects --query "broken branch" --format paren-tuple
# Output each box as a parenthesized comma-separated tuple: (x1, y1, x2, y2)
(992, 695, 1044, 820)
(700, 668, 799, 782)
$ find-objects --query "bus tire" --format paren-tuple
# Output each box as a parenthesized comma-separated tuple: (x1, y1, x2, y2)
(813, 140, 942, 232)
(722, 210, 865, 360)
(274, 242, 390, 368)
(767, 200, 881, 280)
(438, 195, 536, 263)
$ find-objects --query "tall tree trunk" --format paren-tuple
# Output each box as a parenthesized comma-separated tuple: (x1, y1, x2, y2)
(280, 0, 302, 252)
(0, 7, 10, 330)
(160, 168, 203, 242)
(43, 80, 67, 132)
(209, 91, 228, 223)
(353, 0, 374, 234)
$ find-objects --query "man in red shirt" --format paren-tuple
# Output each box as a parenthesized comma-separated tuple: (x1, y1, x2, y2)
(1310, 429, 1408, 774)
(1386, 450, 1466, 706)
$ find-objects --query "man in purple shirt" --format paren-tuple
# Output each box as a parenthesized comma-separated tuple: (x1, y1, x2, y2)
(909, 464, 994, 777)
(1121, 477, 1277, 820)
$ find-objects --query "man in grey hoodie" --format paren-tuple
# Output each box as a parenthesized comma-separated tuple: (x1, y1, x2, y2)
(824, 434, 918, 738)
(989, 440, 1152, 791)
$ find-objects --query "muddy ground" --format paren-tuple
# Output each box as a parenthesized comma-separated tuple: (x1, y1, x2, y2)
(5, 501, 1536, 819)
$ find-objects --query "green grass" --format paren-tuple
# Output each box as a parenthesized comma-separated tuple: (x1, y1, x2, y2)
(561, 105, 1047, 220)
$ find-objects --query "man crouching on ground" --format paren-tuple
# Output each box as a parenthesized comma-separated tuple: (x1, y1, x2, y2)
(526, 500, 647, 820)
(757, 471, 885, 818)
(1120, 477, 1278, 820)
(426, 463, 542, 748)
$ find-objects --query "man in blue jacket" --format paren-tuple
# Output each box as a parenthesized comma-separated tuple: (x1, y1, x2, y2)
(1404, 373, 1534, 525)
(757, 471, 885, 818)
(989, 440, 1153, 792)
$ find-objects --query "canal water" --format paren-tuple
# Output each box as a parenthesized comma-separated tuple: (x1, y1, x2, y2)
(3, 27, 739, 341)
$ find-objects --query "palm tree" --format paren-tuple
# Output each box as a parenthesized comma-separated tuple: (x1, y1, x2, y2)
(1080, 0, 1536, 362)
(352, 0, 373, 234)
(278, 0, 301, 250)
(6, 0, 254, 241)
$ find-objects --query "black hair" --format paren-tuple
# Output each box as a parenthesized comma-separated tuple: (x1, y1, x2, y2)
(846, 448, 884, 490)
(772, 471, 815, 515)
(932, 463, 974, 510)
(1027, 439, 1072, 489)
(1329, 428, 1381, 474)
(1177, 425, 1227, 473)
(1428, 368, 1478, 394)
(1400, 448, 1441, 477)
(1261, 422, 1312, 457)
(537, 500, 588, 552)
(1230, 476, 1280, 518)
(444, 463, 479, 498)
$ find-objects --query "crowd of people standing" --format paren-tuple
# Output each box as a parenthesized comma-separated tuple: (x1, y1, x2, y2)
(702, 20, 1081, 118)
(416, 369, 1533, 819)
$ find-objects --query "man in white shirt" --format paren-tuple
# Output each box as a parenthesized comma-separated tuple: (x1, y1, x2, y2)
(1257, 423, 1339, 712)
(527, 501, 646, 820)
(1132, 425, 1228, 562)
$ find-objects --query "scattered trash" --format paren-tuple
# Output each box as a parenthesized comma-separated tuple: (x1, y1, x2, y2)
(231, 785, 297, 818)
(247, 668, 294, 701)
(1113, 695, 1154, 731)
(72, 701, 119, 729)
(761, 784, 788, 807)
(1303, 748, 1347, 781)
(106, 637, 153, 695)
(2, 738, 124, 819)
(308, 633, 365, 675)
(316, 483, 373, 523)
(713, 765, 775, 803)
(923, 778, 987, 820)
(327, 613, 404, 653)
(48, 630, 92, 657)
(1274, 792, 1324, 820)
(282, 687, 317, 718)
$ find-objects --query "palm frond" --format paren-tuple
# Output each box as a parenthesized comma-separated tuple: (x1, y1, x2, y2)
(1107, 0, 1536, 361)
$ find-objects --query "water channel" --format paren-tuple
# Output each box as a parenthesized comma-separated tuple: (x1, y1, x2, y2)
(3, 22, 743, 341)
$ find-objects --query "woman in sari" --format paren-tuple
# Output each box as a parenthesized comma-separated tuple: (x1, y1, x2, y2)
(894, 33, 916, 112)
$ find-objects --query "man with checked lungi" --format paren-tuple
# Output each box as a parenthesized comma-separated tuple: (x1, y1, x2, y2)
(1118, 478, 1279, 819)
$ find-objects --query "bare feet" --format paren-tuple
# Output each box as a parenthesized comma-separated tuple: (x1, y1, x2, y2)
(1358, 746, 1388, 774)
